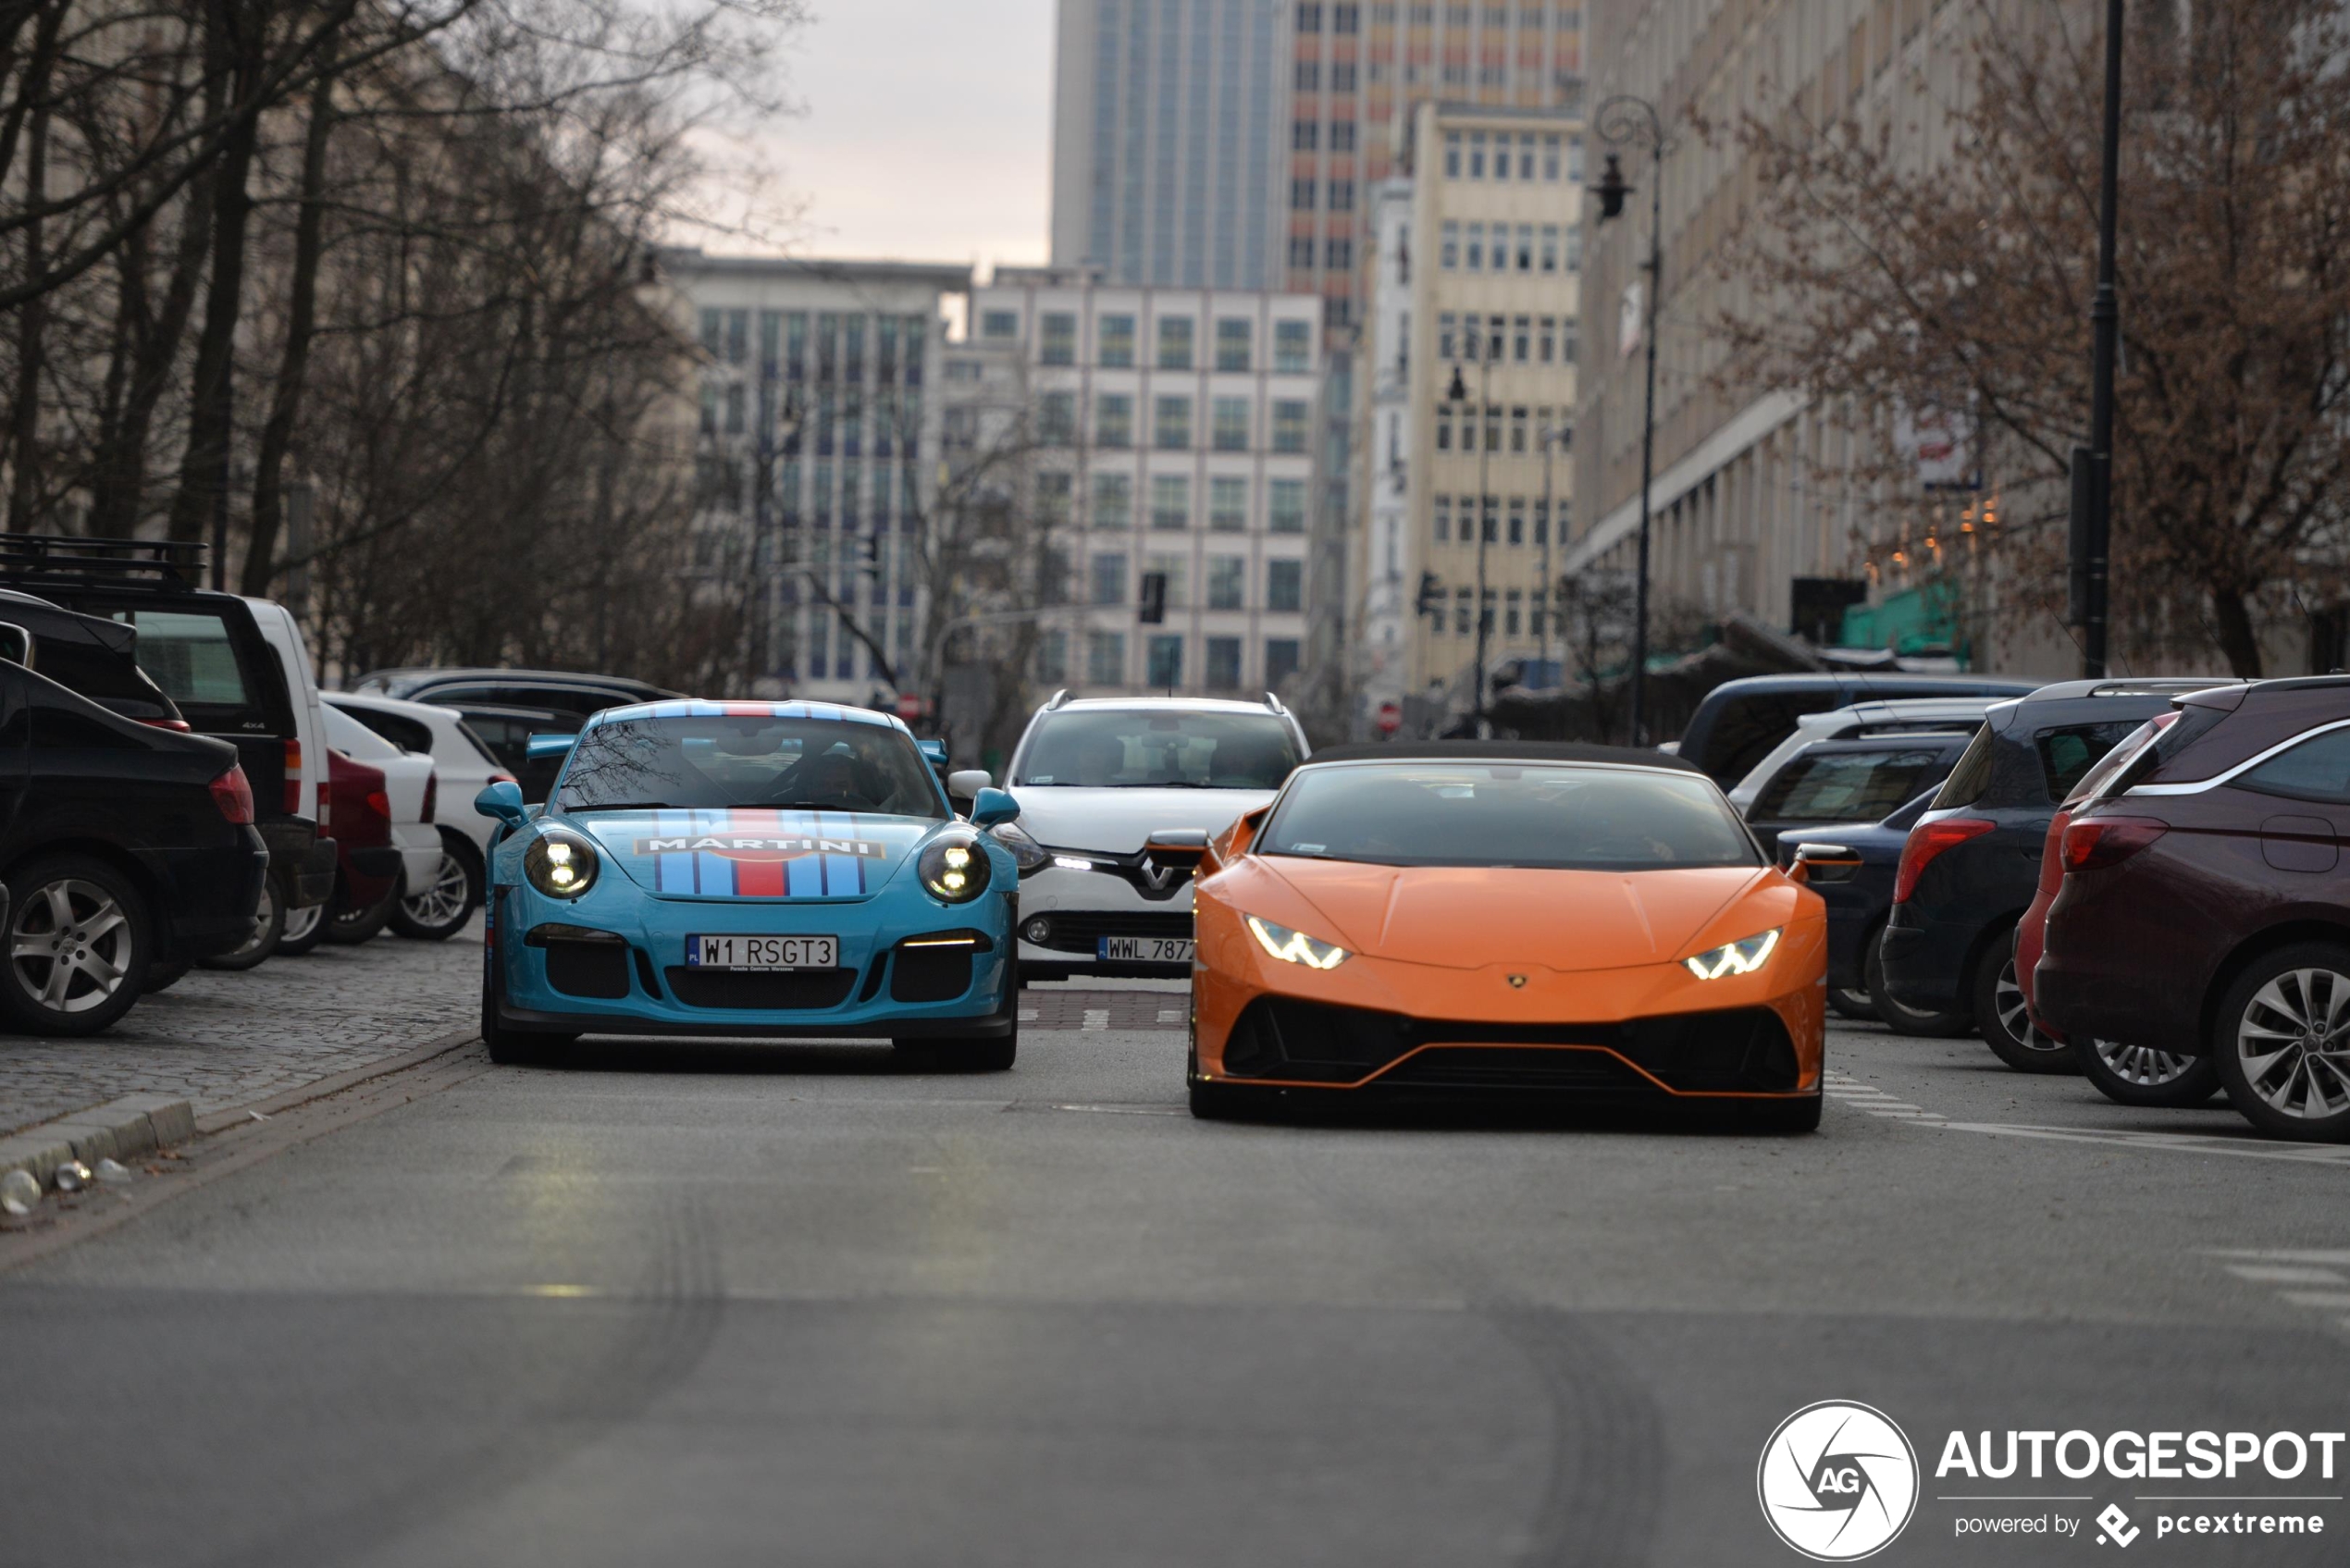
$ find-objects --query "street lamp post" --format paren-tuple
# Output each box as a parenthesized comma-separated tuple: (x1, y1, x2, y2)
(1539, 424, 1559, 680)
(1447, 332, 1494, 735)
(2072, 0, 2124, 678)
(1593, 96, 1670, 746)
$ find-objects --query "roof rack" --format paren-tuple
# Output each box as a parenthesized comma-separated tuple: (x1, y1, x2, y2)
(1044, 688, 1070, 710)
(1262, 690, 1289, 717)
(0, 534, 208, 590)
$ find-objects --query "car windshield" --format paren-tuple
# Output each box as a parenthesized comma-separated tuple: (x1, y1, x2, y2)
(1013, 709, 1301, 788)
(555, 715, 946, 819)
(1258, 763, 1762, 870)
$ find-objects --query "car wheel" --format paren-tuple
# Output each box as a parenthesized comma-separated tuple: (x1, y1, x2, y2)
(275, 898, 328, 957)
(390, 841, 480, 942)
(2211, 943, 2350, 1142)
(1973, 940, 2077, 1074)
(0, 855, 152, 1036)
(2075, 1036, 2221, 1107)
(1865, 924, 1972, 1038)
(326, 879, 398, 945)
(202, 872, 285, 971)
(481, 952, 572, 1065)
(1826, 984, 1877, 1022)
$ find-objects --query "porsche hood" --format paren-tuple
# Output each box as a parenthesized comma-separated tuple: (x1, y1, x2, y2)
(557, 809, 944, 899)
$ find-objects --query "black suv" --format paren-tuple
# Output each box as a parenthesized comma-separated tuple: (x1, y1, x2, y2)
(1878, 679, 2232, 1071)
(0, 656, 267, 1033)
(0, 537, 334, 921)
(1676, 672, 2041, 784)
(0, 590, 186, 727)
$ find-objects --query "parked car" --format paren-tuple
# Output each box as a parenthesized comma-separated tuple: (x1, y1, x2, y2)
(279, 748, 399, 957)
(0, 538, 336, 969)
(319, 703, 441, 943)
(327, 692, 510, 939)
(350, 672, 684, 803)
(2035, 677, 2350, 1138)
(1726, 698, 2003, 812)
(1878, 679, 2235, 1071)
(0, 591, 187, 729)
(1674, 672, 2041, 785)
(984, 692, 1309, 982)
(1742, 733, 1975, 859)
(0, 657, 266, 1033)
(1775, 790, 1961, 1027)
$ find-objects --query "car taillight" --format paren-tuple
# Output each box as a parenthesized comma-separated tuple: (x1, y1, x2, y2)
(2061, 815, 2170, 873)
(422, 772, 438, 823)
(2036, 809, 2072, 897)
(1893, 817, 1996, 904)
(316, 793, 330, 833)
(210, 764, 255, 825)
(284, 737, 303, 813)
(366, 788, 391, 824)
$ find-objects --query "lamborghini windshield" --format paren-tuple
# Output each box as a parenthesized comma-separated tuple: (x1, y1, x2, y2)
(1258, 762, 1762, 870)
(555, 715, 947, 819)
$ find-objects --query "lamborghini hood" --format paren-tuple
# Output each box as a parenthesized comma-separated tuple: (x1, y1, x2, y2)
(555, 808, 942, 899)
(1259, 859, 1774, 971)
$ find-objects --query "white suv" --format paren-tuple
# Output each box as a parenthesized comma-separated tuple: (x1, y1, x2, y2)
(972, 693, 1310, 981)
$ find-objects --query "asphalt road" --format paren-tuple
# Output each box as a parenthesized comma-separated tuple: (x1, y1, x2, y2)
(4, 994, 2346, 1568)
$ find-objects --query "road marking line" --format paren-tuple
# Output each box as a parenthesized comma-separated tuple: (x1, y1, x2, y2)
(1049, 1103, 1185, 1117)
(1017, 1008, 1039, 1022)
(2225, 1265, 2346, 1285)
(1156, 1008, 1185, 1024)
(1082, 1009, 1109, 1031)
(2280, 1290, 2350, 1310)
(2209, 1248, 2350, 1266)
(1924, 1121, 2350, 1165)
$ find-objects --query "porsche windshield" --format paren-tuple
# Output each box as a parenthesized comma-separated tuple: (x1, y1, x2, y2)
(1013, 710, 1301, 788)
(555, 715, 946, 818)
(1259, 763, 1762, 870)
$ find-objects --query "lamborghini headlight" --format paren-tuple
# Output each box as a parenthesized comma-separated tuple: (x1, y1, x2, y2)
(988, 821, 1050, 877)
(1684, 928, 1780, 980)
(525, 829, 599, 899)
(919, 833, 992, 903)
(1244, 914, 1349, 969)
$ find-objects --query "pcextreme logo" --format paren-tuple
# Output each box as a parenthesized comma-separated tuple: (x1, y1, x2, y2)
(1759, 1401, 1922, 1562)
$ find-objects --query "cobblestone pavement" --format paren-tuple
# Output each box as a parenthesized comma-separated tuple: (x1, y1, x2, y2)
(0, 920, 484, 1136)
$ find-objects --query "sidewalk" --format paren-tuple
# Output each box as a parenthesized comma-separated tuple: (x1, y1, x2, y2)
(0, 922, 482, 1138)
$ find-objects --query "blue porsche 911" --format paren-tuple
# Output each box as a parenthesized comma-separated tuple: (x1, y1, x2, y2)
(474, 700, 1028, 1068)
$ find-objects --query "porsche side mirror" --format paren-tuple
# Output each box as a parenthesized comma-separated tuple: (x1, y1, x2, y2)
(969, 786, 1020, 830)
(947, 768, 992, 800)
(526, 733, 577, 761)
(475, 778, 527, 824)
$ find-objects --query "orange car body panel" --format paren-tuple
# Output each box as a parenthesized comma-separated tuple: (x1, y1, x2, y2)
(1193, 853, 1826, 1096)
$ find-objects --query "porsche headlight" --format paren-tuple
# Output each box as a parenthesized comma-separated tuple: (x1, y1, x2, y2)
(919, 833, 992, 903)
(1684, 928, 1780, 980)
(525, 829, 599, 899)
(988, 821, 1050, 877)
(1244, 914, 1349, 969)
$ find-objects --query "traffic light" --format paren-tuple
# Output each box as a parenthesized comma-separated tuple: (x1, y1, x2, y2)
(1415, 572, 1441, 618)
(1138, 571, 1168, 625)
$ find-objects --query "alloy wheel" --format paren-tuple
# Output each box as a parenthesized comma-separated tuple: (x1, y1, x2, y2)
(11, 878, 134, 1014)
(281, 904, 324, 944)
(2092, 1038, 2200, 1087)
(404, 852, 471, 927)
(2235, 968, 2350, 1120)
(1994, 958, 2065, 1056)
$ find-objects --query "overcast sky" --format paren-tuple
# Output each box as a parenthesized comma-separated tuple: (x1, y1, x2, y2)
(753, 0, 1058, 272)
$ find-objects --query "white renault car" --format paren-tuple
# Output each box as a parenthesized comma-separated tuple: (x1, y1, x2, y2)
(963, 693, 1309, 982)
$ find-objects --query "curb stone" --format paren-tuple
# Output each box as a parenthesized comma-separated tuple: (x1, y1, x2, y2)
(0, 1094, 198, 1191)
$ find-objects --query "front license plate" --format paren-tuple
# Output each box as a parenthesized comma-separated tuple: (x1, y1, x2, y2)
(1098, 936, 1194, 963)
(687, 934, 837, 970)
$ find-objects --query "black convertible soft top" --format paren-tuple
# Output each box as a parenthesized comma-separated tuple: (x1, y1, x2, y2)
(1303, 740, 1707, 775)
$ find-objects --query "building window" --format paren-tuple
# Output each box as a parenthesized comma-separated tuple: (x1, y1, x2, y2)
(1274, 319, 1312, 373)
(1443, 130, 1462, 178)
(1328, 180, 1355, 212)
(981, 309, 1019, 340)
(1206, 636, 1243, 690)
(1454, 588, 1471, 635)
(1145, 552, 1188, 610)
(1040, 312, 1078, 366)
(1291, 177, 1317, 211)
(1039, 391, 1077, 445)
(1433, 495, 1451, 542)
(1157, 316, 1195, 369)
(1086, 630, 1127, 685)
(1036, 628, 1069, 682)
(724, 383, 746, 434)
(1150, 474, 1191, 529)
(1212, 397, 1251, 451)
(699, 308, 723, 355)
(1038, 472, 1074, 527)
(1092, 473, 1132, 530)
(1207, 556, 1246, 610)
(1288, 235, 1317, 269)
(1515, 223, 1534, 271)
(1441, 221, 1459, 269)
(1265, 638, 1302, 688)
(785, 313, 809, 379)
(1091, 552, 1128, 606)
(1561, 317, 1579, 364)
(725, 309, 748, 364)
(1154, 395, 1193, 450)
(1293, 118, 1320, 150)
(1435, 408, 1453, 451)
(1531, 498, 1548, 545)
(1096, 393, 1133, 448)
(1519, 131, 1539, 179)
(1468, 130, 1486, 179)
(1333, 2, 1359, 31)
(1146, 635, 1184, 688)
(1507, 497, 1526, 542)
(1268, 478, 1307, 534)
(1530, 589, 1547, 637)
(1294, 59, 1320, 91)
(1266, 558, 1305, 612)
(1479, 495, 1499, 542)
(1209, 475, 1249, 531)
(1216, 317, 1253, 372)
(1324, 238, 1353, 269)
(1538, 316, 1556, 363)
(1099, 313, 1136, 367)
(1296, 2, 1321, 30)
(1330, 120, 1357, 153)
(1540, 225, 1560, 273)
(1513, 315, 1531, 362)
(1330, 61, 1356, 90)
(1438, 312, 1457, 359)
(1270, 400, 1311, 454)
(1541, 133, 1562, 180)
(1505, 589, 1523, 635)
(1465, 221, 1484, 270)
(1567, 223, 1583, 272)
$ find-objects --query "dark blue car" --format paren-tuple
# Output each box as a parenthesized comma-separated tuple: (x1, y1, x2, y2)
(1775, 791, 1966, 1031)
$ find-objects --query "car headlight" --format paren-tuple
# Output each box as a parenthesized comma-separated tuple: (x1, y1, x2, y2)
(1684, 928, 1780, 980)
(919, 833, 993, 903)
(1244, 914, 1349, 969)
(988, 821, 1050, 877)
(525, 829, 599, 899)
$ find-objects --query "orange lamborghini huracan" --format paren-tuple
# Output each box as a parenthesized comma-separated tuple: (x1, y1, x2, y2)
(1186, 742, 1830, 1128)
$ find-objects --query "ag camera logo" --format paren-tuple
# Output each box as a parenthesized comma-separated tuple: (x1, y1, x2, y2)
(1759, 1401, 1921, 1561)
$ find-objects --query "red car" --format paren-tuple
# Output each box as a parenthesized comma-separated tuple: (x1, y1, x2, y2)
(277, 749, 398, 956)
(2035, 677, 2350, 1139)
